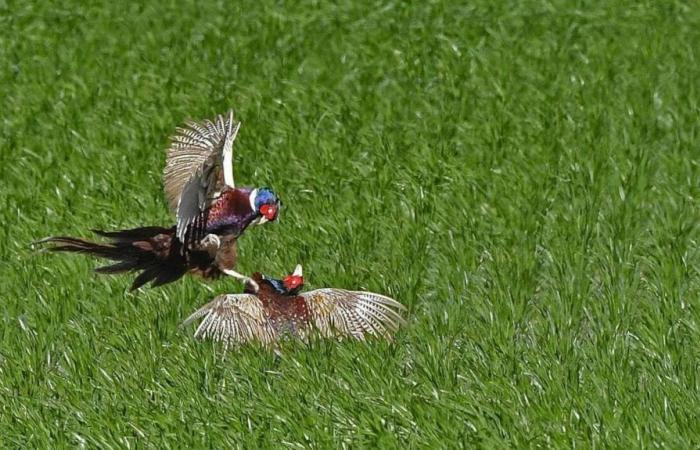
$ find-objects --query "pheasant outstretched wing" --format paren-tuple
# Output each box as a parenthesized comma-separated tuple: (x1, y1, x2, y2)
(181, 294, 276, 348)
(163, 110, 240, 242)
(301, 289, 406, 340)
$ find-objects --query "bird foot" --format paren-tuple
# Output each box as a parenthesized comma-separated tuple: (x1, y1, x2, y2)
(245, 277, 260, 292)
(198, 234, 221, 252)
(222, 269, 259, 292)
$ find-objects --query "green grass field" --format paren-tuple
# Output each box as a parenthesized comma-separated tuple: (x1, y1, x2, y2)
(2, 0, 700, 447)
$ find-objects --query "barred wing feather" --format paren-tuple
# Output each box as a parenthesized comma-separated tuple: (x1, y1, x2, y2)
(182, 294, 276, 349)
(163, 110, 241, 241)
(302, 289, 406, 340)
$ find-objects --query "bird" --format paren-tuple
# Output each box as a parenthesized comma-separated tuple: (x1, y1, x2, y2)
(182, 264, 406, 350)
(36, 111, 280, 291)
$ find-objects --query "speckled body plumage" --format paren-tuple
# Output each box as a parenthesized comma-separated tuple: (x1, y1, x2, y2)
(247, 273, 311, 338)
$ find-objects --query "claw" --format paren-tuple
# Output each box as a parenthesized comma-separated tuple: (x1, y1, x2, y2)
(198, 234, 221, 251)
(222, 269, 259, 292)
(245, 277, 260, 292)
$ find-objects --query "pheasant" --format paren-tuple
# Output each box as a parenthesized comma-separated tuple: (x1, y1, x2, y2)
(182, 264, 406, 350)
(37, 111, 279, 290)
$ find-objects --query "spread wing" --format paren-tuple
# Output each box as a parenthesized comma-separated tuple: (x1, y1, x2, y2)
(181, 294, 276, 349)
(301, 289, 406, 340)
(163, 110, 241, 242)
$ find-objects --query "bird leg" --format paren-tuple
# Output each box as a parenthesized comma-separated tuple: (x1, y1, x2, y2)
(222, 268, 259, 292)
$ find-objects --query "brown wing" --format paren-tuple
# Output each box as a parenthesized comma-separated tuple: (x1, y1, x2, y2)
(301, 289, 406, 340)
(181, 293, 276, 349)
(163, 110, 241, 242)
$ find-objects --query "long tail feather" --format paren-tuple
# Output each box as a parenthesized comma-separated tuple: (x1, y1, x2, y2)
(35, 236, 136, 260)
(91, 227, 172, 242)
(36, 226, 187, 290)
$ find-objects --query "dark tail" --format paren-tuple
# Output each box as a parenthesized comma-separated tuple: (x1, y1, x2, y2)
(35, 226, 188, 290)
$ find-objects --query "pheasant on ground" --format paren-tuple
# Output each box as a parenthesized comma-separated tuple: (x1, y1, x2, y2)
(182, 264, 406, 350)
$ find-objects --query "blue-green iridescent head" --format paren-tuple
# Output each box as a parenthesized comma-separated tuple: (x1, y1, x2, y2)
(251, 187, 280, 223)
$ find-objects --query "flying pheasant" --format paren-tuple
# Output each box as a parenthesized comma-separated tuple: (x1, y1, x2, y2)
(182, 265, 406, 350)
(37, 111, 280, 290)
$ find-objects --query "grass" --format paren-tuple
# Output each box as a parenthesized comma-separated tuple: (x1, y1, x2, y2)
(2, 0, 700, 447)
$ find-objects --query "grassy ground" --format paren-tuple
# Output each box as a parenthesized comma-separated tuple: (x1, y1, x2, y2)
(2, 0, 700, 447)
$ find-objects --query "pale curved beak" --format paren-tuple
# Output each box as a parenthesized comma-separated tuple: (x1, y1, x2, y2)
(292, 264, 303, 277)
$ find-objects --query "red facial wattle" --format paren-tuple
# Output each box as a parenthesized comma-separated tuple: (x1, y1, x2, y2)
(260, 204, 277, 221)
(283, 275, 303, 290)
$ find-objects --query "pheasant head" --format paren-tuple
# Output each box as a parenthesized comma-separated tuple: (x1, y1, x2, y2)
(251, 187, 280, 224)
(247, 264, 304, 295)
